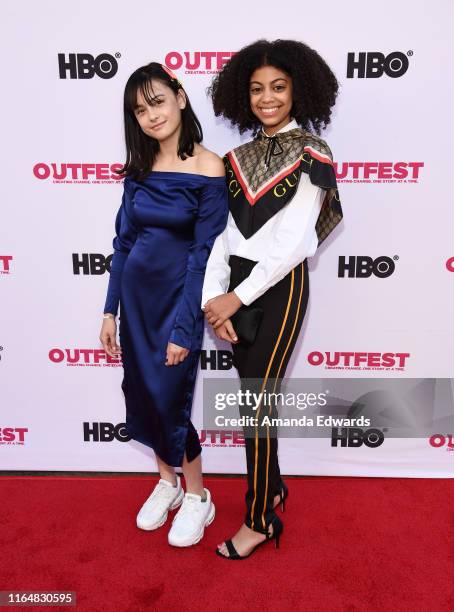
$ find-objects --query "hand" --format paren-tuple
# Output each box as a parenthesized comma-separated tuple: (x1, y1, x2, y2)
(165, 342, 189, 366)
(100, 317, 121, 358)
(214, 319, 239, 344)
(204, 292, 242, 329)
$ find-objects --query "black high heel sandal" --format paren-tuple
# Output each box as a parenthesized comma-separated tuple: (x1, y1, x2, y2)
(274, 480, 289, 512)
(215, 516, 283, 560)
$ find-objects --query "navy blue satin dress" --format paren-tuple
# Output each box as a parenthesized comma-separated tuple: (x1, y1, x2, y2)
(104, 171, 228, 466)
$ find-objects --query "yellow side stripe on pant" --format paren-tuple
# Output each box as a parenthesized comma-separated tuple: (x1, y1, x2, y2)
(259, 264, 305, 528)
(250, 270, 295, 530)
(272, 263, 305, 392)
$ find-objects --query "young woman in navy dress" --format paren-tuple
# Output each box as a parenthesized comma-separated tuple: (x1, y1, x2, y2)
(100, 63, 228, 547)
(202, 40, 343, 559)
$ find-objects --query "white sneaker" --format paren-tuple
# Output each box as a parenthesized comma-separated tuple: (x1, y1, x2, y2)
(136, 475, 184, 531)
(168, 488, 215, 547)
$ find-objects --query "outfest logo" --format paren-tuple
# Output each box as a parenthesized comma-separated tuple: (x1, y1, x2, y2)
(49, 348, 121, 367)
(446, 257, 454, 272)
(198, 429, 245, 447)
(0, 256, 13, 275)
(308, 351, 411, 371)
(33, 163, 124, 184)
(0, 427, 28, 445)
(164, 51, 236, 75)
(334, 161, 424, 183)
(428, 434, 454, 452)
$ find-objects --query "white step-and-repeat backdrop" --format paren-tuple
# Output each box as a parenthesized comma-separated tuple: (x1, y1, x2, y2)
(2, 0, 453, 477)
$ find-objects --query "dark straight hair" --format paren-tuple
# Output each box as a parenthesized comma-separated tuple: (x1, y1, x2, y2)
(118, 62, 203, 180)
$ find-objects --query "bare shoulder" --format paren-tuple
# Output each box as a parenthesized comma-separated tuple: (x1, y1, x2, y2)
(194, 146, 225, 177)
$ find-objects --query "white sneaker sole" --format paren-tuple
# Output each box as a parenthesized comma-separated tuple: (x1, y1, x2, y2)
(168, 502, 216, 547)
(136, 489, 184, 531)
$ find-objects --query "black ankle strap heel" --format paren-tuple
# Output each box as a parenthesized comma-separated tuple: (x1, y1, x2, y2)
(215, 516, 284, 560)
(275, 480, 289, 512)
(267, 515, 283, 549)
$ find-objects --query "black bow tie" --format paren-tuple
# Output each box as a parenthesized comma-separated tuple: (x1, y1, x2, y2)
(263, 135, 284, 169)
(256, 127, 303, 169)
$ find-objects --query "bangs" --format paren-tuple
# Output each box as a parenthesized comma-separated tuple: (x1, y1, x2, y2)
(125, 76, 164, 113)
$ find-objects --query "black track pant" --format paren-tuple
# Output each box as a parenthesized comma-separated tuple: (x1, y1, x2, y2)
(228, 255, 309, 534)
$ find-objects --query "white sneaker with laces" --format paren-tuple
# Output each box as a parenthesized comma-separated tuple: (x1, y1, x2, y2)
(167, 488, 215, 547)
(136, 474, 184, 531)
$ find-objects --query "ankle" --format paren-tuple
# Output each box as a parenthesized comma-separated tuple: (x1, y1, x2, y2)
(243, 523, 269, 539)
(186, 487, 206, 500)
(160, 473, 177, 487)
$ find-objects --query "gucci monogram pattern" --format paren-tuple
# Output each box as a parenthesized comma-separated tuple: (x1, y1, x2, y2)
(227, 127, 343, 245)
(232, 129, 306, 196)
(316, 188, 343, 245)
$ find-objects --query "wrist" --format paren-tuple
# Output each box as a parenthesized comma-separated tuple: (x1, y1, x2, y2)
(103, 313, 116, 320)
(232, 283, 252, 307)
(231, 291, 243, 307)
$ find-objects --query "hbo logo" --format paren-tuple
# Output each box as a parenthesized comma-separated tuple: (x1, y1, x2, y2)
(83, 422, 130, 442)
(58, 53, 119, 79)
(331, 428, 385, 448)
(347, 51, 409, 78)
(338, 256, 396, 278)
(73, 253, 112, 275)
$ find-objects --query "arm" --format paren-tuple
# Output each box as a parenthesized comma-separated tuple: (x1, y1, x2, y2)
(201, 212, 232, 308)
(169, 180, 228, 350)
(233, 173, 323, 306)
(103, 177, 138, 315)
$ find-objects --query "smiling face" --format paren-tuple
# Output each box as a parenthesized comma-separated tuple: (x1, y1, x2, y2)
(133, 79, 186, 142)
(249, 65, 293, 135)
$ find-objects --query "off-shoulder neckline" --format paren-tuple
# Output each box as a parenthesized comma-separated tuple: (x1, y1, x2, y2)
(141, 171, 225, 181)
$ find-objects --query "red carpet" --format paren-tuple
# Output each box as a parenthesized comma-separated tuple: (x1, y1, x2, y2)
(0, 475, 453, 611)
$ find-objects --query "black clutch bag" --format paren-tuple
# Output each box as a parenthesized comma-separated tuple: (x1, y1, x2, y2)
(230, 305, 264, 346)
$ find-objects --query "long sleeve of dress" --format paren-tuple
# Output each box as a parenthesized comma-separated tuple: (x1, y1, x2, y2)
(233, 174, 324, 306)
(104, 177, 138, 315)
(169, 179, 228, 350)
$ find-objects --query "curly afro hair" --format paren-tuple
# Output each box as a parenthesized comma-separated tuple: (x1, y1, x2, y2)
(209, 39, 339, 136)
